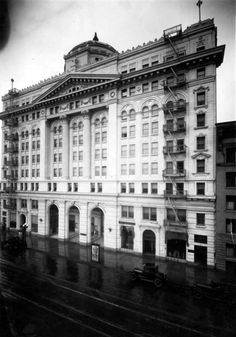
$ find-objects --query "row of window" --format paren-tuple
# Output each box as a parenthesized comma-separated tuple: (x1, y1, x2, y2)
(121, 162, 158, 175)
(20, 199, 38, 209)
(121, 81, 158, 98)
(120, 182, 157, 194)
(121, 142, 158, 157)
(21, 169, 40, 178)
(121, 105, 159, 121)
(121, 122, 158, 138)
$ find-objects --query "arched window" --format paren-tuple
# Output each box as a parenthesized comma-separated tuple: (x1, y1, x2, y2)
(151, 104, 158, 117)
(95, 118, 100, 127)
(178, 99, 186, 108)
(166, 101, 174, 110)
(101, 117, 107, 126)
(121, 110, 127, 121)
(129, 109, 136, 121)
(78, 121, 83, 130)
(142, 106, 149, 118)
(72, 122, 77, 130)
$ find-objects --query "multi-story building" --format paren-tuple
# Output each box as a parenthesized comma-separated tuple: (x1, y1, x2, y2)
(0, 19, 225, 266)
(216, 121, 236, 272)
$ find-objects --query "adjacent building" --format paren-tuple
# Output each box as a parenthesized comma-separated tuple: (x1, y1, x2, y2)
(0, 19, 225, 266)
(216, 121, 236, 272)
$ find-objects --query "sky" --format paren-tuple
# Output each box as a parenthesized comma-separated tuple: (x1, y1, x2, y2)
(0, 0, 235, 122)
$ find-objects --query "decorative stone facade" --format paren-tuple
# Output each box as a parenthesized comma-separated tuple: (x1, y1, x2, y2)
(0, 19, 225, 267)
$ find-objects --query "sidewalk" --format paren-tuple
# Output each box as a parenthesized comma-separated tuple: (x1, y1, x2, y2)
(1, 230, 236, 288)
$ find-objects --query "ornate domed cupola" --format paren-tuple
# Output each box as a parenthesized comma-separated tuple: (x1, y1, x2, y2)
(64, 33, 117, 72)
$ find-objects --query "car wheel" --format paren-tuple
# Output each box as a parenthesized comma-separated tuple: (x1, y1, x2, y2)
(154, 278, 163, 288)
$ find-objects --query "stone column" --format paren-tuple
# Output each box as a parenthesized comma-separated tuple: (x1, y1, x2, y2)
(82, 112, 91, 179)
(62, 118, 69, 179)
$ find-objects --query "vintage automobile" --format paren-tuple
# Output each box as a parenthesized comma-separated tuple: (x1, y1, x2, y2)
(193, 280, 236, 304)
(131, 263, 167, 288)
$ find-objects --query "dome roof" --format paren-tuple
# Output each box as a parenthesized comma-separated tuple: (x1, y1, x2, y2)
(64, 33, 117, 60)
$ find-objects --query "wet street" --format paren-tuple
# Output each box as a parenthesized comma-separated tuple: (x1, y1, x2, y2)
(0, 236, 236, 336)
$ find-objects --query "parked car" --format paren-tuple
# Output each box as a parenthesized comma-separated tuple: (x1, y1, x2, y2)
(131, 263, 167, 288)
(193, 280, 236, 304)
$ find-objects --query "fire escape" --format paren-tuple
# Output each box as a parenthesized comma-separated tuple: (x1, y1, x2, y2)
(2, 81, 19, 227)
(162, 25, 188, 243)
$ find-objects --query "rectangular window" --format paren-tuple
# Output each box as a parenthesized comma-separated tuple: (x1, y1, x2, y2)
(79, 151, 83, 161)
(142, 143, 149, 156)
(48, 183, 51, 191)
(143, 207, 157, 221)
(95, 132, 100, 144)
(102, 166, 107, 176)
(151, 121, 158, 135)
(54, 154, 57, 163)
(197, 92, 206, 106)
(73, 136, 77, 146)
(129, 144, 135, 157)
(90, 183, 95, 192)
(142, 58, 149, 68)
(129, 164, 135, 175)
(121, 65, 128, 74)
(70, 102, 74, 110)
(98, 183, 102, 192)
(129, 86, 136, 96)
(59, 153, 62, 162)
(196, 46, 205, 52)
(121, 126, 127, 138)
(197, 182, 205, 195)
(142, 183, 148, 194)
(37, 154, 40, 163)
(226, 172, 236, 187)
(226, 196, 236, 210)
(121, 183, 126, 193)
(226, 244, 236, 258)
(121, 145, 127, 157)
(142, 162, 149, 175)
(151, 142, 158, 155)
(197, 136, 205, 150)
(58, 168, 62, 177)
(37, 140, 40, 149)
(121, 164, 127, 175)
(151, 183, 158, 194)
(53, 183, 57, 191)
(121, 206, 134, 218)
(102, 131, 107, 143)
(73, 167, 77, 176)
(197, 67, 205, 79)
(151, 56, 159, 66)
(95, 149, 100, 160)
(121, 89, 128, 98)
(129, 183, 135, 193)
(79, 135, 83, 145)
(21, 199, 27, 208)
(151, 80, 158, 91)
(197, 159, 205, 173)
(151, 162, 158, 174)
(197, 113, 205, 127)
(78, 167, 83, 176)
(142, 83, 149, 93)
(74, 183, 78, 192)
(197, 213, 205, 226)
(129, 125, 135, 138)
(95, 166, 100, 176)
(36, 169, 40, 177)
(142, 123, 149, 136)
(53, 168, 57, 177)
(68, 183, 72, 192)
(102, 148, 107, 159)
(129, 63, 136, 72)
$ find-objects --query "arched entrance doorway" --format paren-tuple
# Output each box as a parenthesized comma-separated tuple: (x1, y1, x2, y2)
(49, 204, 58, 236)
(143, 230, 156, 255)
(68, 206, 80, 239)
(20, 214, 26, 227)
(91, 208, 104, 245)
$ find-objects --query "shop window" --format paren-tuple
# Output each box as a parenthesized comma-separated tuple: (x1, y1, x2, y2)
(121, 226, 134, 249)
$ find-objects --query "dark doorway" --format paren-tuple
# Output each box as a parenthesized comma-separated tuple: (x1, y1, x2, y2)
(20, 214, 26, 227)
(68, 206, 80, 234)
(194, 245, 207, 266)
(91, 208, 104, 245)
(143, 230, 156, 255)
(49, 204, 59, 235)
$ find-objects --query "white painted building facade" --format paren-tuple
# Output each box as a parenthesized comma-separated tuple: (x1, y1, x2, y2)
(0, 19, 225, 266)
